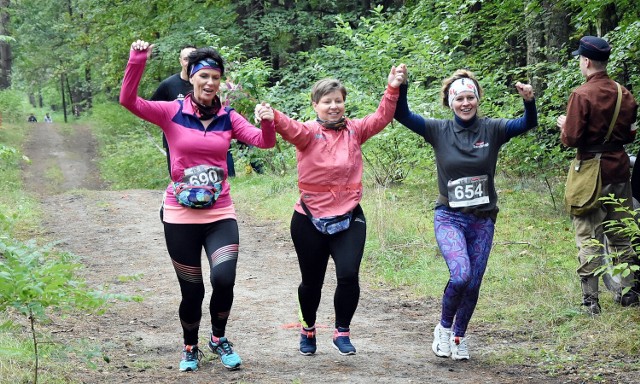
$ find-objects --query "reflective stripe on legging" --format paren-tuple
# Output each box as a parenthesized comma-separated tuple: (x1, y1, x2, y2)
(434, 207, 494, 337)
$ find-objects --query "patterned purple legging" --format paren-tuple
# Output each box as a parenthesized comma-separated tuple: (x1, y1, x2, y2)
(434, 207, 494, 337)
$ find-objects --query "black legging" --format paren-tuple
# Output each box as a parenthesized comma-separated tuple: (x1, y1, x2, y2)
(163, 219, 239, 346)
(290, 204, 366, 329)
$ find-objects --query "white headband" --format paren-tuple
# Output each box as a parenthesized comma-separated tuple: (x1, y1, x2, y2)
(448, 78, 479, 108)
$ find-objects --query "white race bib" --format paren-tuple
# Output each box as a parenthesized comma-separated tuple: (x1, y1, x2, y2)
(182, 165, 224, 187)
(447, 175, 490, 208)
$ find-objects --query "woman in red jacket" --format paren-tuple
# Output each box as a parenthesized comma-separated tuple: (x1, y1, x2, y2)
(255, 64, 406, 356)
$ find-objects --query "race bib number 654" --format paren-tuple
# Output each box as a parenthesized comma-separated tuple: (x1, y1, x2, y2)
(447, 175, 490, 208)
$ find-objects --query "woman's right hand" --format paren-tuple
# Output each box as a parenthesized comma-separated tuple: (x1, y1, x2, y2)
(130, 40, 154, 60)
(254, 102, 274, 123)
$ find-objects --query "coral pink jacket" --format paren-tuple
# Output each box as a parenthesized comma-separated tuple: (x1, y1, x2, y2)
(273, 85, 399, 218)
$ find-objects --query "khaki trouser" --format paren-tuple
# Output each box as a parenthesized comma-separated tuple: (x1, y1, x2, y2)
(572, 181, 637, 288)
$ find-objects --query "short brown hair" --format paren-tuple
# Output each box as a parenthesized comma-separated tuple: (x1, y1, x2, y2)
(310, 78, 347, 104)
(441, 69, 483, 108)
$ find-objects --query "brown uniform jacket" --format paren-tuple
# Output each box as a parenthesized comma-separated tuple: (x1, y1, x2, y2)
(561, 71, 638, 185)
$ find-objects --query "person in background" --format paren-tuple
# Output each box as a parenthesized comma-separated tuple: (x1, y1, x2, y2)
(151, 45, 197, 177)
(557, 36, 639, 315)
(27, 113, 37, 122)
(255, 64, 406, 357)
(222, 76, 263, 175)
(394, 66, 537, 360)
(120, 39, 276, 372)
(43, 113, 52, 123)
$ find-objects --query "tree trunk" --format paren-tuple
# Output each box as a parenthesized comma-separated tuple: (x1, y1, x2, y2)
(61, 73, 68, 123)
(0, 0, 11, 89)
(85, 67, 93, 109)
(543, 1, 569, 63)
(65, 75, 74, 115)
(525, 0, 545, 93)
(599, 3, 619, 36)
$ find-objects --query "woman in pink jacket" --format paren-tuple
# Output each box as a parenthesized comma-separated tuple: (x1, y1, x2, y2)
(120, 40, 275, 372)
(255, 64, 406, 356)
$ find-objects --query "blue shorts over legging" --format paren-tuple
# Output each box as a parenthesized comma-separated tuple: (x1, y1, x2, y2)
(434, 206, 494, 338)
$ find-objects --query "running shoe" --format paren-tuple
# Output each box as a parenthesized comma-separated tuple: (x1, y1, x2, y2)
(332, 327, 356, 355)
(450, 334, 470, 360)
(299, 326, 317, 356)
(432, 323, 451, 358)
(179, 344, 203, 372)
(208, 334, 242, 370)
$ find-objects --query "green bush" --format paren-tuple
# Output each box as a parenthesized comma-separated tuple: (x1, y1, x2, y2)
(0, 90, 30, 124)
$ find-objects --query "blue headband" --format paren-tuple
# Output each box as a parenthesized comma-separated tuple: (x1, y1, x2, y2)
(189, 59, 221, 77)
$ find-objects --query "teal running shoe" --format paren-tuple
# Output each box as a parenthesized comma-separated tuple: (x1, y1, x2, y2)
(179, 344, 203, 372)
(208, 335, 242, 370)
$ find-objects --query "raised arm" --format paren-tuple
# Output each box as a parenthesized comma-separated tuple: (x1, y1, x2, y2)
(394, 82, 429, 137)
(504, 82, 538, 139)
(230, 108, 276, 149)
(119, 40, 171, 127)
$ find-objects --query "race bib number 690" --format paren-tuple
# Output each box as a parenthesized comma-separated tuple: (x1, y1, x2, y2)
(447, 175, 490, 208)
(182, 165, 224, 187)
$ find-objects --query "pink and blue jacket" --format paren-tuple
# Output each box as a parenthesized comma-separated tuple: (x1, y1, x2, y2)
(120, 49, 276, 222)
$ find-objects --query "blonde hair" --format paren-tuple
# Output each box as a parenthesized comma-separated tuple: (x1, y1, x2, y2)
(310, 78, 347, 104)
(441, 69, 483, 108)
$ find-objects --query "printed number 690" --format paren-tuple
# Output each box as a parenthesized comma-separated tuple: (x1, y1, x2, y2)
(188, 169, 220, 185)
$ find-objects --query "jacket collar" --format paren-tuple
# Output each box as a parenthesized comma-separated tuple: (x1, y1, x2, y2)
(586, 71, 609, 83)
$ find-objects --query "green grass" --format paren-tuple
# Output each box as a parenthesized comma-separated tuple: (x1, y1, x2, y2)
(230, 170, 640, 376)
(0, 122, 41, 239)
(33, 101, 640, 378)
(0, 121, 109, 384)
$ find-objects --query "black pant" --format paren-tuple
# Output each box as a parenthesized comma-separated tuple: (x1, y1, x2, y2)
(163, 219, 239, 345)
(290, 205, 366, 329)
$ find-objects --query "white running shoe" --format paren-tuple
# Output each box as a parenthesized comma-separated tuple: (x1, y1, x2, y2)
(432, 323, 451, 357)
(450, 334, 470, 360)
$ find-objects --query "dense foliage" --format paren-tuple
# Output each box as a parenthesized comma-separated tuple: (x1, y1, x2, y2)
(2, 0, 638, 182)
(1, 2, 640, 380)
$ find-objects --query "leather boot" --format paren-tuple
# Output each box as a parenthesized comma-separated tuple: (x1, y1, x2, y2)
(581, 276, 601, 316)
(615, 290, 639, 307)
(614, 268, 640, 307)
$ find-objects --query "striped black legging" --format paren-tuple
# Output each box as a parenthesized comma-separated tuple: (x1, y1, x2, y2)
(163, 219, 239, 346)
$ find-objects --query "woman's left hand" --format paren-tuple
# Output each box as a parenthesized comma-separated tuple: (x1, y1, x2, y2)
(388, 63, 407, 88)
(515, 82, 534, 101)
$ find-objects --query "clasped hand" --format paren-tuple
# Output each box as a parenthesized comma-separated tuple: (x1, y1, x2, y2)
(130, 39, 154, 60)
(254, 103, 274, 123)
(388, 63, 407, 88)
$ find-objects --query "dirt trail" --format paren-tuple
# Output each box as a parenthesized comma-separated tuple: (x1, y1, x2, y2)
(23, 122, 571, 383)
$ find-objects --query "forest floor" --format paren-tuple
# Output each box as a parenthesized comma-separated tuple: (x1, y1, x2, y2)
(19, 121, 630, 383)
